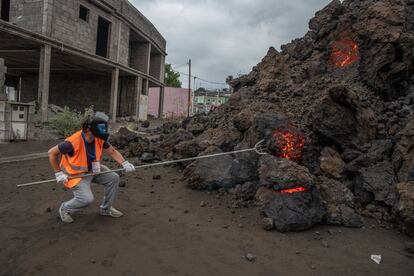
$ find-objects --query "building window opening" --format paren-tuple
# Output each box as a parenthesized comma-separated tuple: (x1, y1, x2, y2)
(96, 16, 111, 58)
(1, 0, 10, 22)
(79, 5, 89, 22)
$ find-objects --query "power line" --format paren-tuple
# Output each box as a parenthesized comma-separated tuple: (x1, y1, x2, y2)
(170, 62, 188, 69)
(172, 69, 227, 85)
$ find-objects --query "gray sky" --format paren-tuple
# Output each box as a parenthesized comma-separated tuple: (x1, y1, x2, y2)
(130, 0, 331, 89)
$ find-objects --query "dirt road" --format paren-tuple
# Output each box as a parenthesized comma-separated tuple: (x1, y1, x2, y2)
(1, 152, 413, 275)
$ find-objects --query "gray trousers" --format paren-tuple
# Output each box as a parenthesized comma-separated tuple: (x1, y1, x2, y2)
(61, 165, 120, 213)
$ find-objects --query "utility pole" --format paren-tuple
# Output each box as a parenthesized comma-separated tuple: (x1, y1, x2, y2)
(192, 76, 197, 114)
(187, 59, 191, 117)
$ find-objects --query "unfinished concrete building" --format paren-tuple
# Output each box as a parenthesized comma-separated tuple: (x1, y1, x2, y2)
(0, 0, 166, 123)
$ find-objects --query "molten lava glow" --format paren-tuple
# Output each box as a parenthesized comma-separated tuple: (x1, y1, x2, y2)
(330, 38, 360, 68)
(273, 129, 305, 161)
(279, 187, 307, 194)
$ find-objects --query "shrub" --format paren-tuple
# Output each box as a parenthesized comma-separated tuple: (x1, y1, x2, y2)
(49, 106, 94, 137)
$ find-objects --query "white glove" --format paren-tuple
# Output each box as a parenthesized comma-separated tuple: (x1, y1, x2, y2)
(122, 161, 136, 173)
(55, 171, 69, 184)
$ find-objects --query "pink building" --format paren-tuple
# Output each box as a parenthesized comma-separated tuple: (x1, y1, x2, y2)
(149, 87, 191, 118)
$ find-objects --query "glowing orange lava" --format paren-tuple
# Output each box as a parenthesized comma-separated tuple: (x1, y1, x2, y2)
(279, 187, 307, 194)
(330, 37, 359, 68)
(273, 129, 305, 161)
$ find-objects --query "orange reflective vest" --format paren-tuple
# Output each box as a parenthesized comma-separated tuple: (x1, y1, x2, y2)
(60, 130, 105, 188)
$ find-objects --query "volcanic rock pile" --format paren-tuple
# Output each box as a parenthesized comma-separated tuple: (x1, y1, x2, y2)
(123, 0, 414, 235)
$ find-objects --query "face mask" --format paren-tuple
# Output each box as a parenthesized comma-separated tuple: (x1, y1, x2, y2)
(93, 123, 109, 140)
(89, 112, 110, 141)
(91, 123, 109, 141)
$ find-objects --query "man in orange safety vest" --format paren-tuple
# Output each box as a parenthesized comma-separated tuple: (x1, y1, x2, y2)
(48, 112, 135, 223)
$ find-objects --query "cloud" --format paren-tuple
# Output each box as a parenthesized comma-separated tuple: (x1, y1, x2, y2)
(130, 0, 331, 89)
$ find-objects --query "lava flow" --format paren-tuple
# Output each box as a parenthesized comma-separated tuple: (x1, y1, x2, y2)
(330, 37, 360, 68)
(272, 129, 305, 161)
(279, 187, 307, 194)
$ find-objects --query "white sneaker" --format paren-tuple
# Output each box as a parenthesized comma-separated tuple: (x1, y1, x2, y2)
(59, 205, 74, 223)
(100, 207, 123, 218)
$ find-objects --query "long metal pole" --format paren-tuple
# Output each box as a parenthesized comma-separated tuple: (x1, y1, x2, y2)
(192, 76, 196, 114)
(16, 142, 265, 188)
(188, 58, 191, 117)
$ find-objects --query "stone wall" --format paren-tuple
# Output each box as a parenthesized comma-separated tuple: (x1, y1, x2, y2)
(118, 21, 130, 66)
(119, 1, 166, 51)
(149, 53, 163, 81)
(2, 0, 164, 71)
(129, 42, 150, 72)
(8, 0, 43, 33)
(0, 101, 10, 141)
(118, 76, 137, 117)
(51, 0, 124, 63)
(0, 58, 6, 100)
(21, 73, 111, 113)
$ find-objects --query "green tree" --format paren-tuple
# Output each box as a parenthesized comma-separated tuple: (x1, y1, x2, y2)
(226, 75, 234, 84)
(165, 64, 182, 88)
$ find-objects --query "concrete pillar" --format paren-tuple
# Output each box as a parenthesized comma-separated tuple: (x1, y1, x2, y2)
(145, 44, 151, 74)
(160, 55, 166, 83)
(38, 44, 51, 123)
(134, 76, 142, 119)
(143, 78, 149, 95)
(116, 22, 123, 63)
(110, 67, 119, 121)
(158, 86, 164, 118)
(0, 58, 7, 101)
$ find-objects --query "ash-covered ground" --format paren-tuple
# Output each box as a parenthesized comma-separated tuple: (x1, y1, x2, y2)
(1, 146, 414, 275)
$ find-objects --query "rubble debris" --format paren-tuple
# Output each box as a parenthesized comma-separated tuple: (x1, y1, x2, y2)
(229, 182, 257, 201)
(258, 156, 325, 232)
(157, 129, 194, 158)
(262, 217, 274, 231)
(141, 120, 150, 128)
(393, 118, 414, 182)
(110, 127, 144, 149)
(183, 146, 256, 190)
(244, 253, 256, 262)
(357, 161, 396, 206)
(370, 255, 382, 265)
(318, 177, 363, 227)
(406, 242, 414, 254)
(129, 140, 150, 158)
(319, 147, 345, 179)
(160, 122, 181, 134)
(48, 104, 65, 114)
(321, 241, 330, 248)
(393, 182, 414, 237)
(140, 153, 160, 163)
(117, 0, 414, 234)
